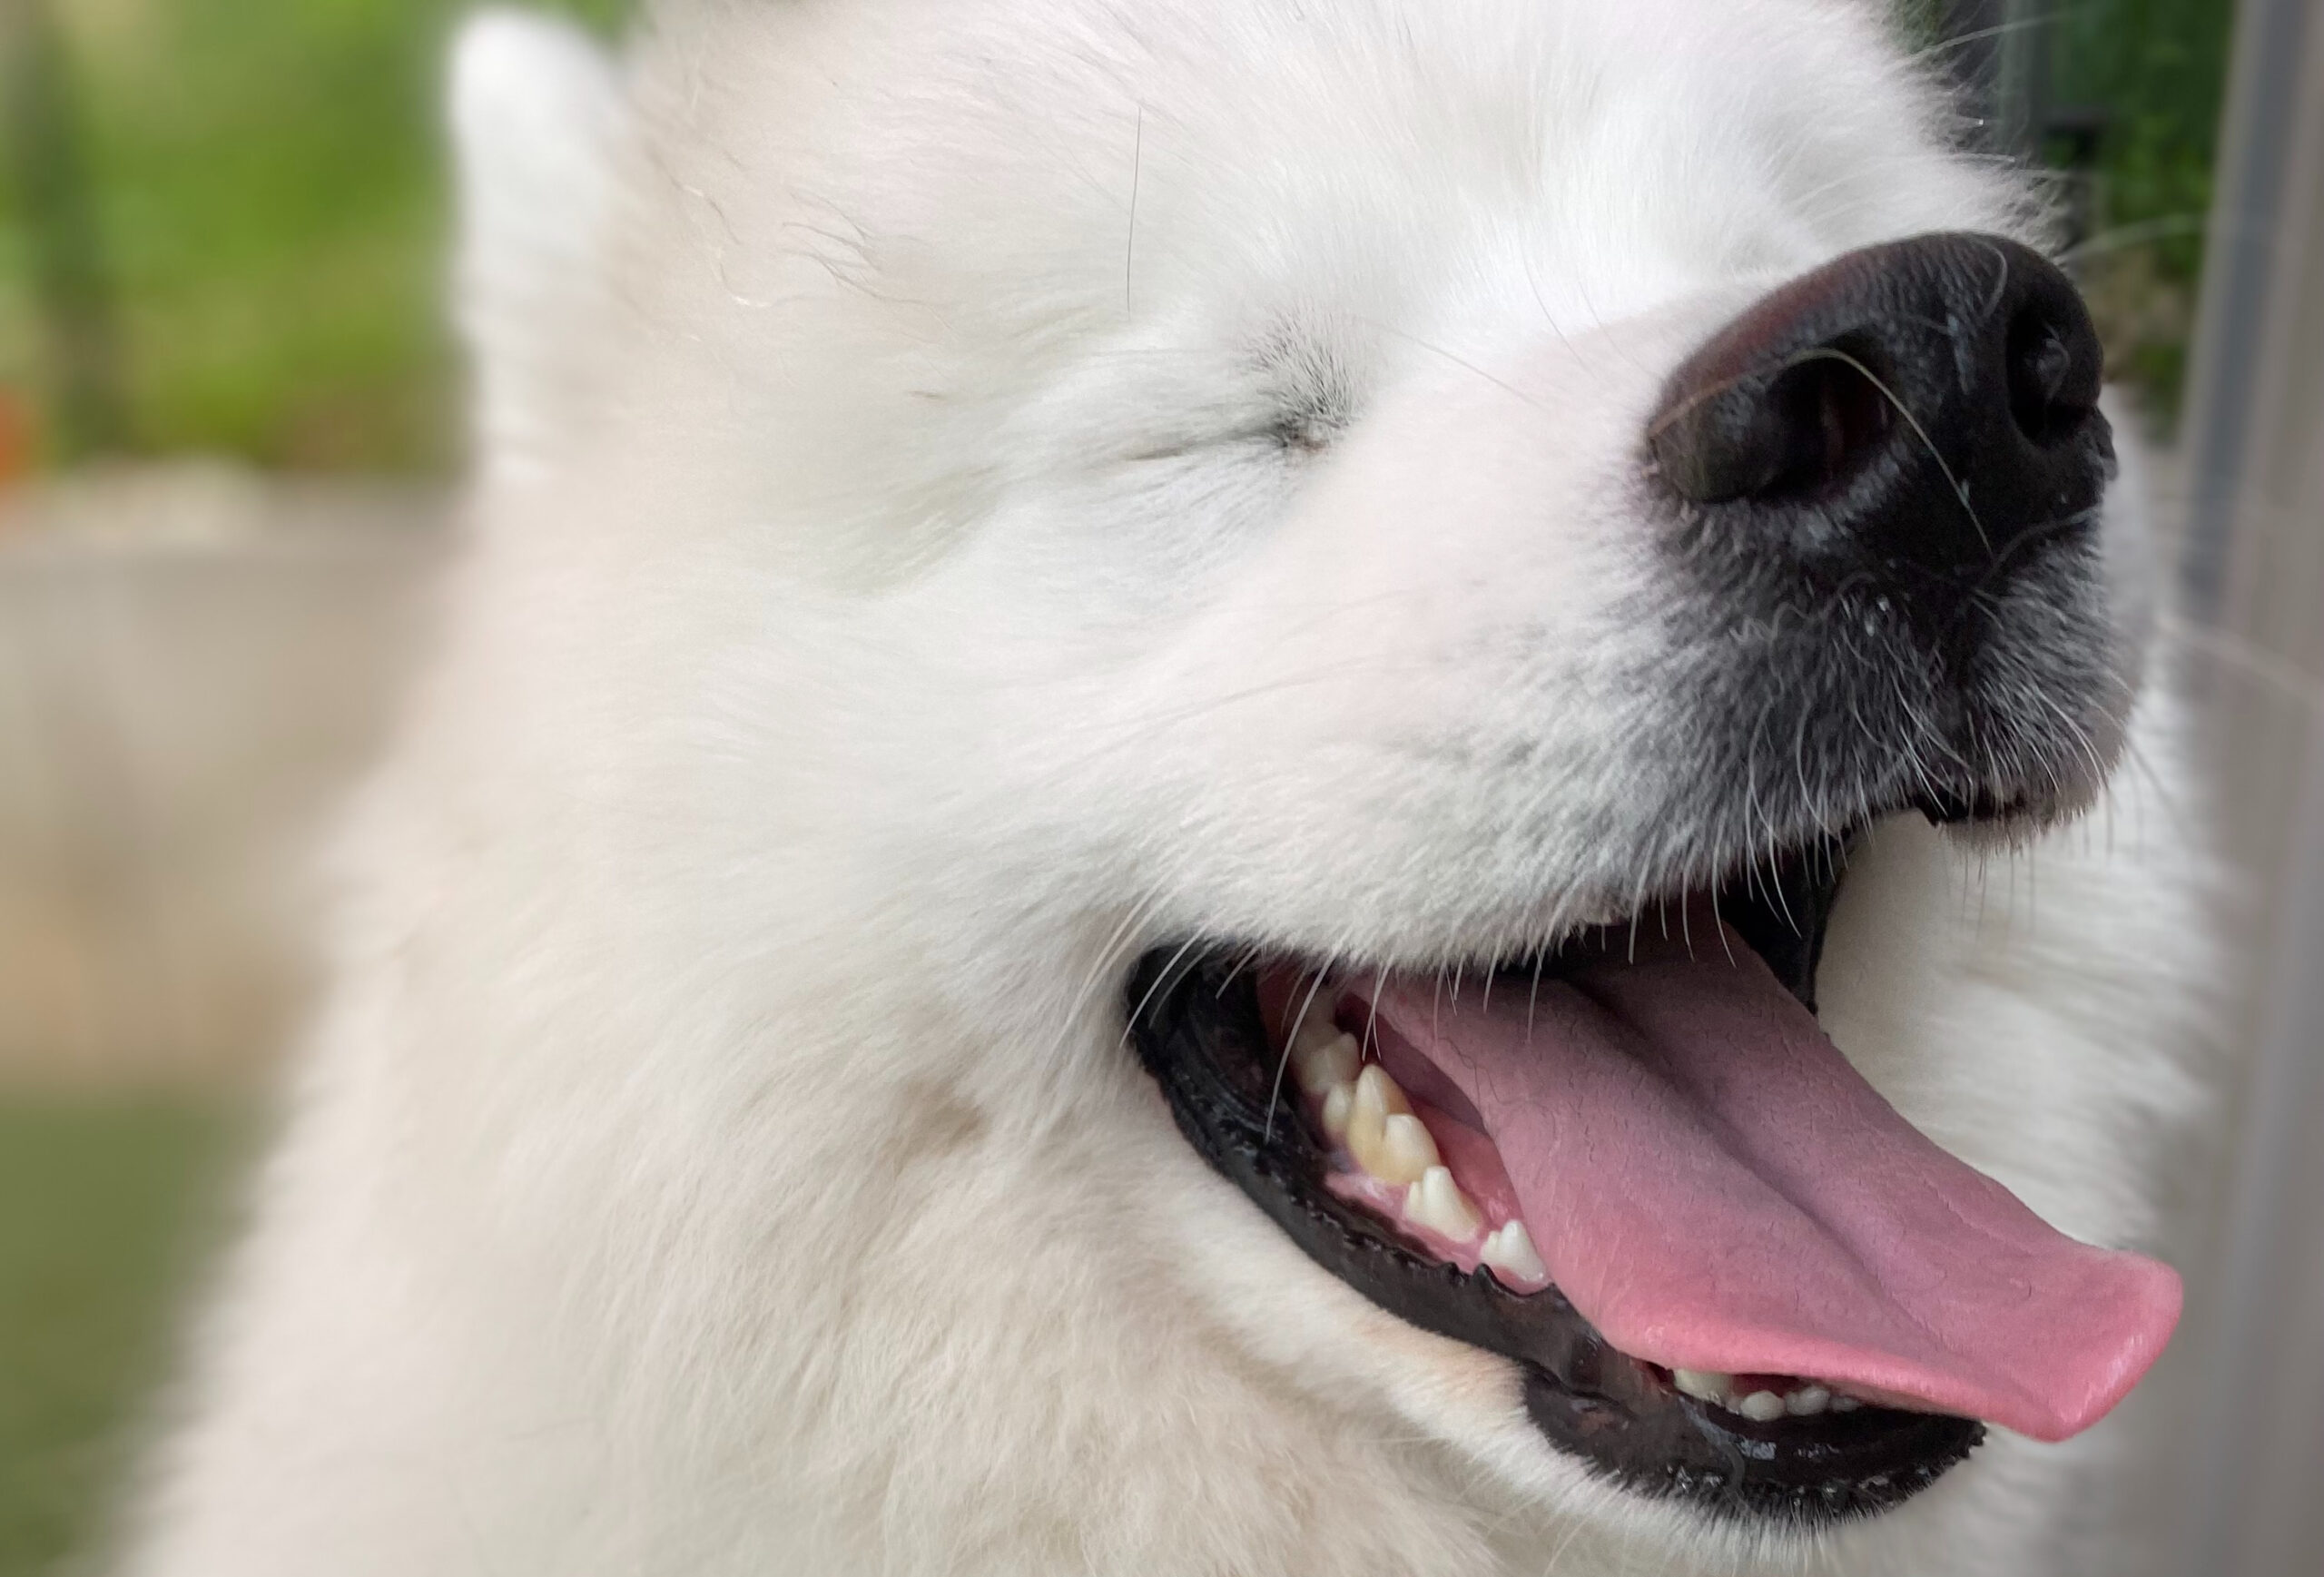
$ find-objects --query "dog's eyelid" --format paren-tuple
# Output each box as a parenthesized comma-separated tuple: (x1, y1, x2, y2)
(1257, 360, 1357, 452)
(1267, 406, 1342, 453)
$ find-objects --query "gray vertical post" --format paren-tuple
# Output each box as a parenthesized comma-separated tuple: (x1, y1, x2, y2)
(1941, 0, 2012, 147)
(2010, 0, 2051, 161)
(1936, 1, 2050, 158)
(2168, 1, 2324, 1574)
(2180, 0, 2318, 620)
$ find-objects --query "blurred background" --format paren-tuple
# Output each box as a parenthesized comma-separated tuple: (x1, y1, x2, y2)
(0, 1, 2316, 1573)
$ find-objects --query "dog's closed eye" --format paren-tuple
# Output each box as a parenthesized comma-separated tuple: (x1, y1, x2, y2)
(1254, 324, 1362, 453)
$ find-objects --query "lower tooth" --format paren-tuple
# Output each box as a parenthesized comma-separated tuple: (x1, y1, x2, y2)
(1403, 1165, 1482, 1241)
(1480, 1220, 1547, 1283)
(1319, 1083, 1354, 1140)
(1293, 1031, 1360, 1098)
(1672, 1369, 1730, 1404)
(1786, 1385, 1832, 1417)
(1344, 1065, 1410, 1173)
(1374, 1112, 1439, 1185)
(1289, 991, 1343, 1055)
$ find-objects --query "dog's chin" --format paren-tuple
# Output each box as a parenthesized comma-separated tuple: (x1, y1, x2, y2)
(1125, 795, 2179, 1531)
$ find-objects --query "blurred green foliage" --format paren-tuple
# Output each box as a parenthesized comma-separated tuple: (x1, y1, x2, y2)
(0, 0, 631, 472)
(0, 1099, 244, 1577)
(2049, 0, 2235, 427)
(0, 1, 2242, 472)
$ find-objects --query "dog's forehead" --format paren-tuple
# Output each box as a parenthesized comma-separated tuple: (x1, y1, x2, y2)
(637, 0, 2026, 373)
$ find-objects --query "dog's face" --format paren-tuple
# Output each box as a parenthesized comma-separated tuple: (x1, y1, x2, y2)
(467, 0, 2171, 1559)
(596, 0, 2145, 929)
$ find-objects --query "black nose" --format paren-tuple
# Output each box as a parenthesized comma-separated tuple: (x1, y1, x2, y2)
(1647, 232, 2113, 602)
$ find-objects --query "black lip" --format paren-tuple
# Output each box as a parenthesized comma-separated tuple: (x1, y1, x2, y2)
(1126, 844, 1984, 1526)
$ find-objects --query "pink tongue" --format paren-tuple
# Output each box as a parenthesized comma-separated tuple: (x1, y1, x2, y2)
(1352, 925, 2181, 1441)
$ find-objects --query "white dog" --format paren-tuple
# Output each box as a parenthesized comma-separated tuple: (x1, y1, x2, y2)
(126, 3, 2218, 1573)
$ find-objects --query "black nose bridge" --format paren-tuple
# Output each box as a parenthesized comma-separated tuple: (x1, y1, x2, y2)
(1647, 232, 2114, 602)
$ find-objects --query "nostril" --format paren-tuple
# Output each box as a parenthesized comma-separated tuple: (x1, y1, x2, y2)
(1650, 233, 2113, 595)
(1761, 346, 1892, 501)
(2005, 301, 2099, 447)
(1649, 339, 1896, 507)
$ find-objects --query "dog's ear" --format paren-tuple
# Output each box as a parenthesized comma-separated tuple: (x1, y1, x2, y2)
(450, 9, 631, 483)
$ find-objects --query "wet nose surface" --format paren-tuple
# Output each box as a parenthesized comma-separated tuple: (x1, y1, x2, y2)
(1647, 232, 2113, 610)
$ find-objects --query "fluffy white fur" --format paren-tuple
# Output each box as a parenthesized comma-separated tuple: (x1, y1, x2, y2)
(124, 3, 2218, 1573)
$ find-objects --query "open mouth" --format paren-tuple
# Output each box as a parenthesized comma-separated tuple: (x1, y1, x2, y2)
(1127, 823, 2181, 1526)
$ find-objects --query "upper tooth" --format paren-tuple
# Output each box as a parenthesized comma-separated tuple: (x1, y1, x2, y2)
(1370, 1112, 1439, 1185)
(1480, 1220, 1547, 1283)
(1830, 1395, 1863, 1413)
(1293, 1030, 1361, 1098)
(1344, 1064, 1410, 1169)
(1738, 1390, 1787, 1423)
(1672, 1369, 1731, 1404)
(1403, 1165, 1482, 1242)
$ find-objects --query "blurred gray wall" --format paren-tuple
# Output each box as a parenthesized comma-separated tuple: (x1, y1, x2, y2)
(0, 469, 442, 1084)
(2170, 0, 2324, 1572)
